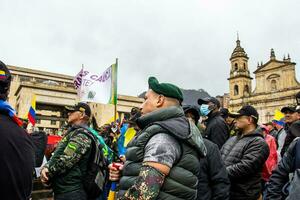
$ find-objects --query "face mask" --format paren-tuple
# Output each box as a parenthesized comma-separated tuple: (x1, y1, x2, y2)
(200, 104, 211, 116)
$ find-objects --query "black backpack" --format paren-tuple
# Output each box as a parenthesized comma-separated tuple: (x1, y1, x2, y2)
(76, 127, 107, 199)
(282, 137, 300, 199)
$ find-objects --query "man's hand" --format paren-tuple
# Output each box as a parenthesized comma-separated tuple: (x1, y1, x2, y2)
(109, 163, 124, 181)
(40, 167, 50, 185)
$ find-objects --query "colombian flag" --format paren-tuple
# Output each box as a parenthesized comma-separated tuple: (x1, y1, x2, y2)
(28, 96, 36, 126)
(272, 110, 285, 126)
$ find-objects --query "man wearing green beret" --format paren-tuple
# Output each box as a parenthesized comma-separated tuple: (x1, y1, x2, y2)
(109, 77, 206, 200)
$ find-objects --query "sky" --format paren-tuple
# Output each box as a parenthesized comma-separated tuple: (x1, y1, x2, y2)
(1, 0, 299, 97)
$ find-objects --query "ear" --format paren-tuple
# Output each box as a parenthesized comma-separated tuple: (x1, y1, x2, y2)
(248, 117, 254, 125)
(156, 95, 165, 107)
(79, 112, 85, 120)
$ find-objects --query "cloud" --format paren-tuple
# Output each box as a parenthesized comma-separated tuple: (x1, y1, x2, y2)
(0, 0, 299, 96)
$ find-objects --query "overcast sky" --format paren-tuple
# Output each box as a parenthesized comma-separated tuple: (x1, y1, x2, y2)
(1, 0, 300, 97)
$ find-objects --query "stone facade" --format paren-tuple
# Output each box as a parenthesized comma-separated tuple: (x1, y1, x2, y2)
(7, 65, 143, 134)
(228, 39, 300, 123)
(216, 93, 230, 108)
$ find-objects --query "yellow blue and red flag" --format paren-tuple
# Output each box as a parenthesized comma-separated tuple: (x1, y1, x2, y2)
(272, 109, 285, 126)
(28, 96, 36, 126)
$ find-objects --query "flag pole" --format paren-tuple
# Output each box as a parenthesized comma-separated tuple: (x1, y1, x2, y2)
(114, 58, 118, 122)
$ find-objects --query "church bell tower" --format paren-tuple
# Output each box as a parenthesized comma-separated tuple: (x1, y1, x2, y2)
(228, 36, 253, 100)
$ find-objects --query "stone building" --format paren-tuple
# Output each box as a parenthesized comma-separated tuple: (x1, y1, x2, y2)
(228, 38, 300, 123)
(7, 65, 143, 134)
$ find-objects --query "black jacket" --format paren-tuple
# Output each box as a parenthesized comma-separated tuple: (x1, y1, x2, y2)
(220, 128, 269, 200)
(197, 139, 230, 200)
(281, 120, 300, 157)
(204, 112, 229, 149)
(0, 112, 35, 200)
(266, 137, 300, 200)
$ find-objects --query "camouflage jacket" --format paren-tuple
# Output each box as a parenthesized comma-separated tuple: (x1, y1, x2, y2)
(45, 125, 92, 194)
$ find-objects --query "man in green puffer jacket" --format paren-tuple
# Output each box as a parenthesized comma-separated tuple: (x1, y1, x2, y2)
(109, 77, 207, 200)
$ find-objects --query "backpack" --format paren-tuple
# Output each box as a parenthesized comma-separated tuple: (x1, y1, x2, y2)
(282, 138, 300, 199)
(75, 127, 107, 199)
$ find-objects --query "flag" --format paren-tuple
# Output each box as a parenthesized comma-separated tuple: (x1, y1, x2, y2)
(75, 60, 118, 105)
(105, 112, 119, 125)
(124, 127, 136, 147)
(73, 67, 84, 97)
(117, 124, 136, 156)
(107, 182, 117, 200)
(272, 109, 285, 126)
(109, 62, 118, 105)
(28, 96, 36, 126)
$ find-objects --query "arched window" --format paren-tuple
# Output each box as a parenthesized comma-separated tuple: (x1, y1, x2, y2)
(271, 80, 277, 91)
(234, 63, 238, 71)
(244, 85, 250, 94)
(234, 85, 239, 96)
(243, 63, 246, 70)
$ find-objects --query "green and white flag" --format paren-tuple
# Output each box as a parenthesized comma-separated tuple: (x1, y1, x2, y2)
(74, 61, 118, 105)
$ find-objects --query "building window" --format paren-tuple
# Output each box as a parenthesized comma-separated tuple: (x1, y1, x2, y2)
(243, 63, 246, 70)
(19, 75, 32, 82)
(244, 85, 250, 95)
(51, 120, 56, 125)
(271, 80, 277, 91)
(234, 63, 238, 71)
(234, 85, 239, 96)
(36, 119, 41, 124)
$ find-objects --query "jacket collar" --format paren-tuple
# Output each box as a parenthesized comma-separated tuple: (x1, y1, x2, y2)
(137, 106, 184, 130)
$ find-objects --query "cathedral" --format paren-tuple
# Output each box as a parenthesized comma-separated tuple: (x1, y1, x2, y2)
(228, 38, 300, 123)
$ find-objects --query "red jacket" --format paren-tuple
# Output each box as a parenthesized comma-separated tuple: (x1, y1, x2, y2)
(262, 133, 278, 181)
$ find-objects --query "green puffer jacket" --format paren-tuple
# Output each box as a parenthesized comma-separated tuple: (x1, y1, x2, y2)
(118, 106, 207, 200)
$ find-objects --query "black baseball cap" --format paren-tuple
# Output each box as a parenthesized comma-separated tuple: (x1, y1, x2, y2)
(65, 102, 91, 117)
(229, 105, 259, 123)
(0, 61, 12, 93)
(198, 97, 221, 108)
(281, 106, 297, 114)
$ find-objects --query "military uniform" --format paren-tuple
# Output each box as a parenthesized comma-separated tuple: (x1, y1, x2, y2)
(45, 125, 92, 197)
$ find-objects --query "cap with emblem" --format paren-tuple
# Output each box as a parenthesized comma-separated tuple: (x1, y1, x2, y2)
(0, 61, 12, 93)
(229, 105, 259, 123)
(148, 76, 183, 102)
(65, 102, 91, 117)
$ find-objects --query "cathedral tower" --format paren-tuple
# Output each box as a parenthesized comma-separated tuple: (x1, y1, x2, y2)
(228, 36, 252, 100)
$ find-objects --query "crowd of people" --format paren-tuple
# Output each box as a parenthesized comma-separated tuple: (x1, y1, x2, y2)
(1, 59, 300, 200)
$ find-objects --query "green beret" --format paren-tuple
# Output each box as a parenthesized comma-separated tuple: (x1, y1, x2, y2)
(148, 77, 183, 102)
